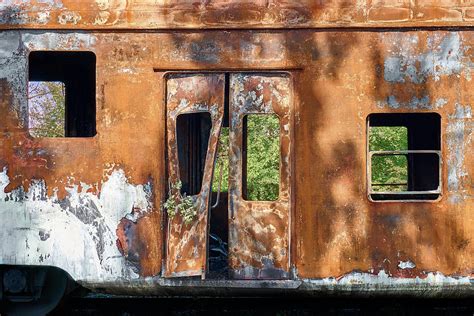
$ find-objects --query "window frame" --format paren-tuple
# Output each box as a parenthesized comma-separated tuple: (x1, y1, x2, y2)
(27, 50, 97, 138)
(366, 113, 443, 203)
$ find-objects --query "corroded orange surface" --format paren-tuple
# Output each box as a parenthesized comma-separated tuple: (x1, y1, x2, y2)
(0, 4, 472, 290)
(1, 1, 474, 29)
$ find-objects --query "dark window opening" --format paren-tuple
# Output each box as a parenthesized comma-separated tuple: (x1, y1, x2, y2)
(242, 114, 281, 201)
(28, 51, 96, 137)
(176, 112, 212, 196)
(368, 113, 441, 201)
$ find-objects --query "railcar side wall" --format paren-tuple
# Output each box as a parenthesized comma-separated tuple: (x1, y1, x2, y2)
(0, 30, 472, 287)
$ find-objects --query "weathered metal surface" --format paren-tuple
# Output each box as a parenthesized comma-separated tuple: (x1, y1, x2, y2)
(79, 275, 474, 297)
(2, 1, 474, 29)
(164, 74, 224, 278)
(228, 74, 292, 279)
(0, 31, 164, 282)
(293, 31, 474, 280)
(0, 27, 472, 295)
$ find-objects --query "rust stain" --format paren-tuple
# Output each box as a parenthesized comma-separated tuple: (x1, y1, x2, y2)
(116, 210, 161, 276)
(294, 31, 474, 279)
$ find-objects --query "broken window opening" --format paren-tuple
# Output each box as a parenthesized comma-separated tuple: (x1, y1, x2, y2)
(242, 114, 281, 201)
(368, 113, 441, 201)
(176, 112, 212, 196)
(28, 51, 96, 137)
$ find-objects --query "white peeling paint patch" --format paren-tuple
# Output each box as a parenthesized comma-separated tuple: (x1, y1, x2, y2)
(57, 11, 82, 25)
(384, 33, 469, 83)
(21, 31, 97, 50)
(0, 168, 153, 282)
(304, 270, 472, 286)
(96, 0, 111, 10)
(446, 104, 473, 199)
(376, 95, 447, 110)
(449, 103, 472, 119)
(94, 11, 111, 25)
(36, 11, 51, 24)
(398, 260, 416, 269)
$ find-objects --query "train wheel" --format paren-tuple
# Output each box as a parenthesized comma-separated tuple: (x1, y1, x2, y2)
(0, 265, 69, 316)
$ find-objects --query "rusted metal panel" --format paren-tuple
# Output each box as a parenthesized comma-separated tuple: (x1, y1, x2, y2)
(0, 31, 165, 282)
(0, 28, 472, 294)
(228, 73, 292, 279)
(293, 31, 474, 280)
(1, 1, 474, 30)
(164, 74, 224, 278)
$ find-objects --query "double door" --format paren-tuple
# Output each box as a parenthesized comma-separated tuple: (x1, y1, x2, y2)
(164, 73, 292, 280)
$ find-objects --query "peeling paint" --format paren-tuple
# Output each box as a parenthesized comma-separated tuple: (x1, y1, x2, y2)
(303, 270, 472, 287)
(376, 95, 447, 110)
(446, 104, 473, 198)
(0, 168, 152, 281)
(0, 0, 473, 30)
(398, 260, 416, 270)
(21, 32, 97, 50)
(0, 0, 63, 10)
(384, 33, 469, 83)
(57, 11, 82, 25)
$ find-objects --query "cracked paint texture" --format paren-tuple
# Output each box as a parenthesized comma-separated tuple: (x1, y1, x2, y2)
(0, 168, 151, 281)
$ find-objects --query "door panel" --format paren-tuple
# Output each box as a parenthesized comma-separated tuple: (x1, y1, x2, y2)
(228, 73, 292, 279)
(164, 74, 225, 278)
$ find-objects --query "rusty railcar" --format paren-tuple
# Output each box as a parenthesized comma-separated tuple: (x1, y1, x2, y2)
(0, 0, 474, 313)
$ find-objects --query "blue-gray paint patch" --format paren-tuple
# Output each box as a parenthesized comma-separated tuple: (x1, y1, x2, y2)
(0, 31, 21, 58)
(190, 40, 220, 64)
(0, 57, 28, 126)
(384, 33, 468, 83)
(0, 0, 63, 9)
(376, 95, 447, 110)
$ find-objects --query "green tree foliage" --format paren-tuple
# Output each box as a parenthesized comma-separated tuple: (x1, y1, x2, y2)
(212, 115, 280, 201)
(244, 115, 280, 200)
(213, 127, 230, 193)
(163, 181, 196, 225)
(369, 126, 408, 192)
(28, 81, 65, 138)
